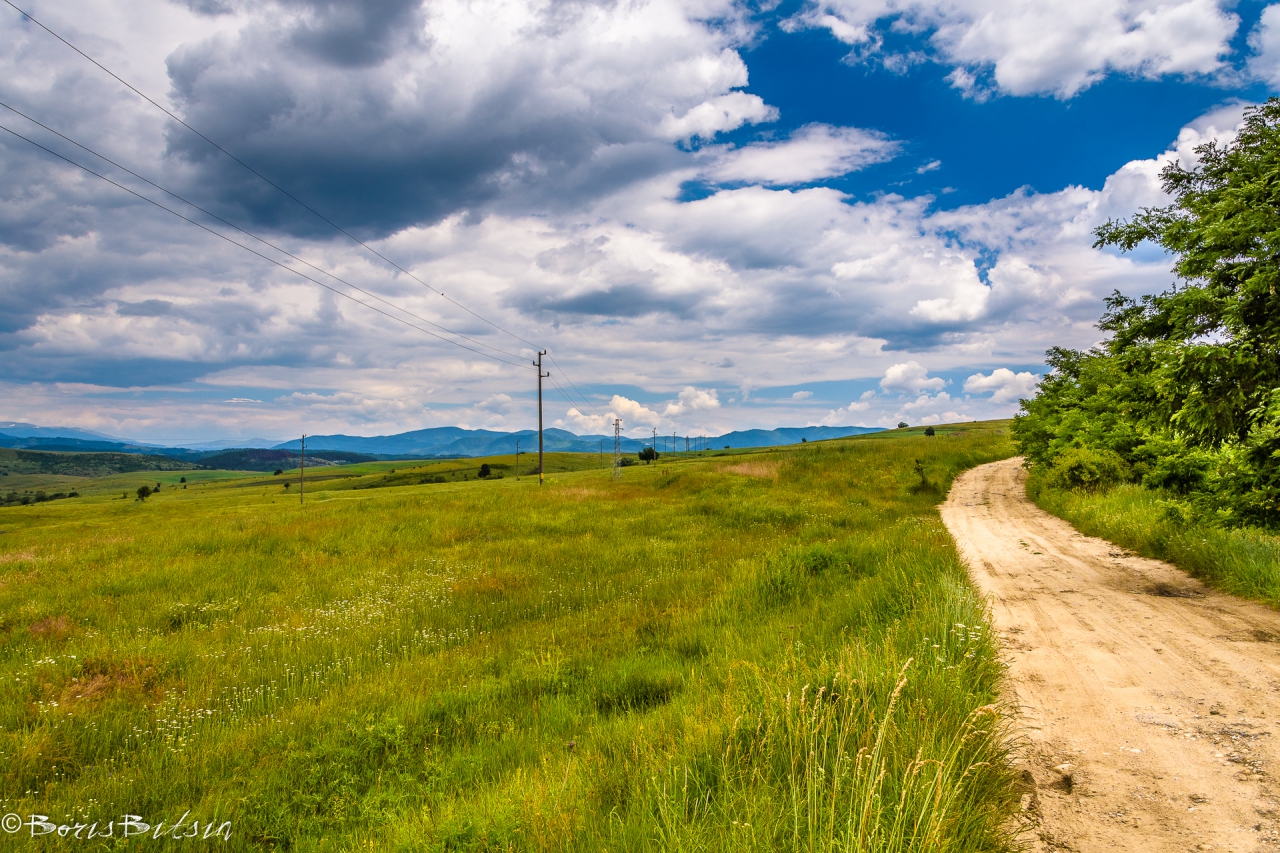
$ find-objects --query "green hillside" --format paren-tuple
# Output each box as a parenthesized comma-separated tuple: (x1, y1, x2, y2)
(0, 424, 1020, 851)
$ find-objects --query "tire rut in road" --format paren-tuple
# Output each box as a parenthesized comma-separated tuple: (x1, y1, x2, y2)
(941, 457, 1280, 853)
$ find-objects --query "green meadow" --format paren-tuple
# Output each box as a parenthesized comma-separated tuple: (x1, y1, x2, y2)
(0, 426, 1020, 851)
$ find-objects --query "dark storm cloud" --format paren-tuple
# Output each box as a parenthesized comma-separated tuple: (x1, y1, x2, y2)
(115, 299, 175, 316)
(521, 282, 703, 320)
(282, 0, 426, 68)
(155, 0, 742, 239)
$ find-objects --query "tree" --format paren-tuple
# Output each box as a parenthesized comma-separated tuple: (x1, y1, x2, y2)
(897, 422, 909, 429)
(1015, 98, 1280, 525)
(273, 469, 283, 476)
(179, 476, 187, 483)
(638, 446, 658, 464)
(924, 426, 936, 436)
(136, 485, 152, 501)
(478, 463, 492, 478)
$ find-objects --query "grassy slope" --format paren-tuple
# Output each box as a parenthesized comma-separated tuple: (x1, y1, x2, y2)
(1027, 476, 1280, 606)
(0, 427, 1019, 851)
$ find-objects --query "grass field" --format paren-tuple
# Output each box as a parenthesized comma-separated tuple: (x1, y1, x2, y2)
(1027, 475, 1280, 608)
(0, 425, 1019, 851)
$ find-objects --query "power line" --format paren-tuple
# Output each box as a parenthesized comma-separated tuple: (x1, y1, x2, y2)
(0, 100, 529, 364)
(0, 121, 531, 369)
(545, 351, 604, 416)
(545, 371, 582, 413)
(2, 0, 542, 351)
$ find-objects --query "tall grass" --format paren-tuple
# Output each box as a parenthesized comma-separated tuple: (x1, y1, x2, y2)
(1027, 475, 1280, 606)
(0, 428, 1019, 851)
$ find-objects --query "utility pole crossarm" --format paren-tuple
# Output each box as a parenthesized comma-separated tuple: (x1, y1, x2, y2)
(535, 351, 548, 486)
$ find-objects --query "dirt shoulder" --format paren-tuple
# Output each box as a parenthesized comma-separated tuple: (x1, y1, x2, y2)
(941, 457, 1280, 853)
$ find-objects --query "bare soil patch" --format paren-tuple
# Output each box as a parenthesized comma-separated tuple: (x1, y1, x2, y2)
(942, 457, 1280, 853)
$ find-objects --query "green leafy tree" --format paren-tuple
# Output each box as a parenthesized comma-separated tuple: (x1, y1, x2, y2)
(136, 485, 152, 501)
(1016, 98, 1280, 525)
(478, 463, 492, 478)
(638, 446, 658, 464)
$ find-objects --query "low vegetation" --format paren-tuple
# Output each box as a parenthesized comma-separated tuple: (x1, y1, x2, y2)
(0, 448, 198, 478)
(0, 426, 1019, 851)
(1026, 478, 1280, 607)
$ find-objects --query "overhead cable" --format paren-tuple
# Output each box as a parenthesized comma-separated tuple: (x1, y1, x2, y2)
(2, 0, 542, 351)
(0, 100, 528, 364)
(546, 351, 605, 416)
(0, 122, 529, 369)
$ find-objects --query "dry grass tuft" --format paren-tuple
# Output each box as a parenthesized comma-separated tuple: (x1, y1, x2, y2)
(723, 461, 780, 479)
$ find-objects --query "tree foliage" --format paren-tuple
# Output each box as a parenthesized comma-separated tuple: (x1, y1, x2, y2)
(1015, 98, 1280, 527)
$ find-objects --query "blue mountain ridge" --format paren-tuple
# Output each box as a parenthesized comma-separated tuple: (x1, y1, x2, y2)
(275, 424, 883, 457)
(0, 422, 885, 460)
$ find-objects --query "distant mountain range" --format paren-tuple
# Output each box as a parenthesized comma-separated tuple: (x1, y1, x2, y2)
(0, 421, 883, 465)
(273, 425, 883, 457)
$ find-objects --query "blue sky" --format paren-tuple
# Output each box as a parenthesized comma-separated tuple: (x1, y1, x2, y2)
(0, 0, 1276, 442)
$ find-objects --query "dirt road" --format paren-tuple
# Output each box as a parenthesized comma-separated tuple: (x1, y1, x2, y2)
(940, 457, 1280, 853)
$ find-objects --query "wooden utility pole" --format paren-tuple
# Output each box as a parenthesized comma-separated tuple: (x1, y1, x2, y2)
(535, 351, 548, 485)
(299, 434, 306, 505)
(515, 438, 520, 481)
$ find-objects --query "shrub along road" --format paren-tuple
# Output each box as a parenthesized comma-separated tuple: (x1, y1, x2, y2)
(942, 457, 1280, 852)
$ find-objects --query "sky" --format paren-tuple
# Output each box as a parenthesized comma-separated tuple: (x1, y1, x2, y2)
(0, 0, 1277, 443)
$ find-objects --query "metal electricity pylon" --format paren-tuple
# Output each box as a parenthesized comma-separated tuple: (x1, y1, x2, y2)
(613, 419, 623, 479)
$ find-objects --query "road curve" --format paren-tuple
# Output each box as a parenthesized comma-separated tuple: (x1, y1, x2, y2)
(940, 457, 1280, 853)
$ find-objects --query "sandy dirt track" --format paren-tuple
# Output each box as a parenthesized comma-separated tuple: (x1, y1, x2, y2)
(940, 458, 1280, 853)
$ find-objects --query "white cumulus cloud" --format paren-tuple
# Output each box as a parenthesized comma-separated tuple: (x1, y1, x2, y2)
(706, 124, 900, 185)
(814, 390, 875, 426)
(794, 0, 1239, 99)
(663, 386, 720, 416)
(880, 362, 945, 394)
(964, 368, 1041, 404)
(1249, 5, 1280, 89)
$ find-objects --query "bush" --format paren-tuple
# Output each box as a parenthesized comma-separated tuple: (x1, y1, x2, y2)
(1044, 447, 1131, 493)
(136, 485, 152, 501)
(274, 469, 283, 476)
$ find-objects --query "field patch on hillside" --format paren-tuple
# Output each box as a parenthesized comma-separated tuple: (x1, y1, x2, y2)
(0, 425, 1019, 851)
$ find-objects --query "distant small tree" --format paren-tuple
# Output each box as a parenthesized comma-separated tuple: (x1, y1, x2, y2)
(801, 437, 807, 443)
(179, 476, 187, 483)
(724, 445, 730, 450)
(273, 469, 283, 476)
(638, 446, 658, 464)
(478, 463, 492, 478)
(155, 482, 162, 491)
(924, 426, 936, 436)
(136, 485, 152, 501)
(897, 422, 909, 429)
(283, 482, 291, 490)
